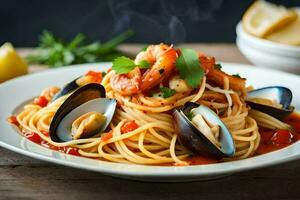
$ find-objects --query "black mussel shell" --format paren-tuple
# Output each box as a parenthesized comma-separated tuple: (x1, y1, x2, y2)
(173, 102, 235, 158)
(51, 76, 82, 102)
(246, 86, 294, 120)
(49, 83, 106, 142)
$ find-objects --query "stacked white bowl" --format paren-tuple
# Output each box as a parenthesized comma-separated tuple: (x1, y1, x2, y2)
(236, 23, 300, 73)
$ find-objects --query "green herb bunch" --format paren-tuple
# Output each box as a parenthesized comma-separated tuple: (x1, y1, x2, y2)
(26, 30, 134, 67)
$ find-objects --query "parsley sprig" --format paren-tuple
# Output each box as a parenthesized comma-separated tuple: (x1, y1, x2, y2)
(26, 30, 134, 67)
(112, 56, 150, 74)
(175, 48, 204, 88)
(214, 63, 222, 70)
(232, 73, 242, 78)
(186, 111, 195, 120)
(160, 87, 176, 98)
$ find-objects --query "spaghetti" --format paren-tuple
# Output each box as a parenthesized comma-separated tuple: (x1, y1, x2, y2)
(9, 44, 295, 166)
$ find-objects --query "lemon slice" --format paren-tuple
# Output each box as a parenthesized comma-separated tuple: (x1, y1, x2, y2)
(242, 0, 298, 37)
(266, 10, 300, 46)
(0, 42, 28, 83)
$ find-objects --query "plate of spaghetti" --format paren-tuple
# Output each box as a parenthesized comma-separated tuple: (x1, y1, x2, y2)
(1, 43, 300, 182)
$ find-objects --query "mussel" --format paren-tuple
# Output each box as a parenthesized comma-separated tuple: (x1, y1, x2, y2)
(51, 74, 98, 102)
(51, 76, 82, 102)
(49, 83, 117, 142)
(173, 102, 235, 158)
(246, 86, 294, 120)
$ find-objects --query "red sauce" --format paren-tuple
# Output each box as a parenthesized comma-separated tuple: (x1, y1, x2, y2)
(256, 113, 300, 155)
(185, 155, 220, 165)
(7, 116, 19, 126)
(121, 120, 139, 133)
(34, 96, 49, 107)
(23, 131, 80, 156)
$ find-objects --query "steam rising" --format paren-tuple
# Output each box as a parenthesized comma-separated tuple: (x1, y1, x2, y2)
(109, 0, 223, 44)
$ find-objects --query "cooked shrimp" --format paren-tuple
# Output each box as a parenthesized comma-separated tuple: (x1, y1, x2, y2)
(206, 69, 246, 94)
(110, 67, 141, 96)
(110, 44, 178, 96)
(199, 53, 215, 73)
(198, 53, 246, 94)
(137, 44, 178, 91)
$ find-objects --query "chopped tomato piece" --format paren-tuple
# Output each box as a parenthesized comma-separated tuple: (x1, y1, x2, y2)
(85, 71, 103, 84)
(41, 130, 49, 137)
(23, 132, 43, 144)
(34, 96, 48, 107)
(101, 131, 113, 142)
(121, 121, 139, 134)
(271, 130, 294, 145)
(7, 115, 19, 126)
(64, 147, 80, 156)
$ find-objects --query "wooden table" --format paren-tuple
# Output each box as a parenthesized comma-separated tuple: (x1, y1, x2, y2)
(1, 44, 300, 200)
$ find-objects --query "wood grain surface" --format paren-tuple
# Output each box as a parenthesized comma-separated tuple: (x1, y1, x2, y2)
(1, 44, 299, 200)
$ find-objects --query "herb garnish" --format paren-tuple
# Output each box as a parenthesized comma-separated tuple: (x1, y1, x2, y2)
(160, 87, 176, 98)
(138, 60, 151, 68)
(175, 48, 204, 88)
(232, 73, 242, 78)
(214, 63, 222, 70)
(141, 46, 148, 52)
(112, 56, 150, 74)
(26, 30, 134, 67)
(101, 72, 107, 77)
(186, 111, 195, 120)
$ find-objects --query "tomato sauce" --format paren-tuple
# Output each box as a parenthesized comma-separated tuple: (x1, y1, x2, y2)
(256, 113, 300, 155)
(185, 155, 220, 165)
(22, 131, 80, 156)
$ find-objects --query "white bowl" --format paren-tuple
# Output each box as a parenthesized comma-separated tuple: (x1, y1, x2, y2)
(236, 23, 300, 73)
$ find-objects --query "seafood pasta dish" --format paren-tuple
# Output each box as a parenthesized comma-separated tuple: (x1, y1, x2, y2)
(8, 44, 300, 166)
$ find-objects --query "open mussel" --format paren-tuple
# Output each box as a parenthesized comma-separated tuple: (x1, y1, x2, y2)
(246, 86, 294, 120)
(51, 74, 99, 102)
(173, 102, 235, 158)
(51, 76, 82, 102)
(49, 83, 117, 142)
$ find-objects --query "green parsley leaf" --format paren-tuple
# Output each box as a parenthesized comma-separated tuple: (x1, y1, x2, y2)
(214, 63, 222, 70)
(186, 111, 195, 120)
(232, 73, 242, 78)
(112, 57, 151, 74)
(101, 71, 107, 77)
(138, 60, 151, 68)
(160, 87, 176, 98)
(141, 46, 148, 51)
(175, 48, 204, 88)
(112, 56, 136, 74)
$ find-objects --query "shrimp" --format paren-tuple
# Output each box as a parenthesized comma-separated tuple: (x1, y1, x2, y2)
(198, 53, 246, 94)
(138, 44, 178, 91)
(110, 44, 178, 96)
(110, 67, 141, 96)
(199, 52, 215, 73)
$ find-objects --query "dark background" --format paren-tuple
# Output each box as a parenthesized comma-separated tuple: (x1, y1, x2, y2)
(1, 0, 298, 47)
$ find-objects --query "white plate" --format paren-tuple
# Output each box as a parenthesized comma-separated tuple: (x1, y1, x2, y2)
(1, 62, 300, 182)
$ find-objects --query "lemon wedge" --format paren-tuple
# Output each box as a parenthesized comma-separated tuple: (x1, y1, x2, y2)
(0, 42, 28, 83)
(242, 0, 298, 37)
(266, 10, 300, 46)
